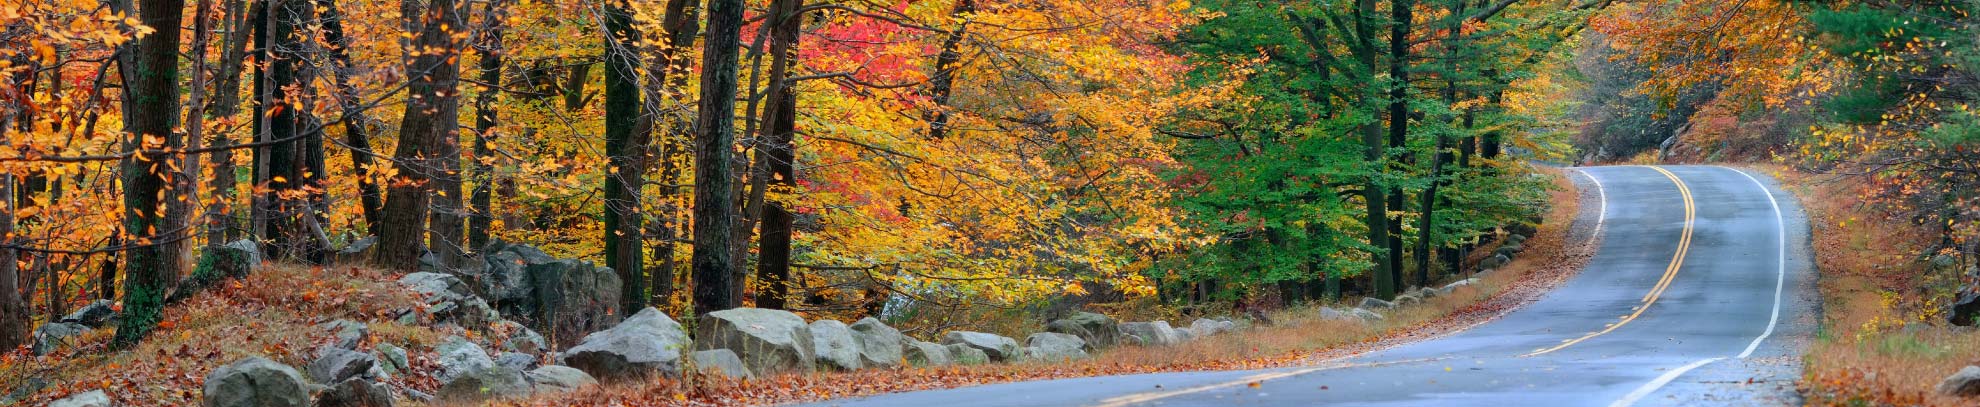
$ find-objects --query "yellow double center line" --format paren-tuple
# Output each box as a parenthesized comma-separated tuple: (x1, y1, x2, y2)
(1525, 166, 1694, 357)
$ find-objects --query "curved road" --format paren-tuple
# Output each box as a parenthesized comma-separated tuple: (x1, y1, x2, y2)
(804, 165, 1818, 407)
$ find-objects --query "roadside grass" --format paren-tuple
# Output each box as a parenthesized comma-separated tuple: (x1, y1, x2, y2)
(509, 165, 1594, 406)
(1762, 165, 1980, 406)
(0, 264, 446, 406)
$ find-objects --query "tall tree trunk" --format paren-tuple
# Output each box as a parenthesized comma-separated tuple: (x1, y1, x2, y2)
(114, 0, 189, 348)
(319, 0, 385, 232)
(262, 0, 317, 263)
(648, 0, 700, 308)
(1355, 0, 1395, 300)
(926, 0, 974, 140)
(171, 0, 213, 271)
(691, 0, 747, 315)
(0, 174, 21, 349)
(1386, 0, 1414, 290)
(376, 0, 465, 272)
(206, 0, 255, 245)
(602, 0, 646, 315)
(752, 0, 803, 310)
(468, 0, 508, 252)
(1415, 0, 1469, 286)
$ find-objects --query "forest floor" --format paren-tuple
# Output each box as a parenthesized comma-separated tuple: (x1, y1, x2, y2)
(2, 167, 1590, 407)
(1760, 164, 1980, 406)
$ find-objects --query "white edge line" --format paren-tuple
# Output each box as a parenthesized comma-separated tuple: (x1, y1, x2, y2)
(1090, 358, 1446, 407)
(1610, 357, 1725, 407)
(1727, 167, 1786, 359)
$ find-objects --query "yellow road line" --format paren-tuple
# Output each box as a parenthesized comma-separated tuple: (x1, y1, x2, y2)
(1525, 166, 1694, 357)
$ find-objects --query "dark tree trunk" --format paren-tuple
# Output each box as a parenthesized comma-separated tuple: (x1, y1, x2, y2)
(752, 0, 803, 310)
(0, 176, 21, 351)
(206, 0, 256, 245)
(648, 0, 699, 308)
(602, 0, 646, 315)
(692, 0, 748, 315)
(1386, 0, 1414, 290)
(114, 0, 189, 348)
(1415, 2, 1470, 286)
(925, 0, 974, 140)
(261, 0, 318, 262)
(169, 0, 213, 275)
(319, 0, 386, 232)
(468, 0, 508, 251)
(1355, 0, 1394, 300)
(377, 0, 465, 272)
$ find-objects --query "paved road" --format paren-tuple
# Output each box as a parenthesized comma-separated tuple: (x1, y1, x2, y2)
(803, 165, 1817, 407)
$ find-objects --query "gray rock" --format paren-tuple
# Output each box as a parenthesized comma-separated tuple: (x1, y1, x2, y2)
(1393, 293, 1422, 308)
(398, 272, 496, 328)
(1317, 307, 1353, 321)
(809, 320, 863, 370)
(314, 378, 392, 407)
(1172, 327, 1197, 342)
(1495, 244, 1523, 257)
(220, 239, 263, 272)
(848, 318, 905, 368)
(373, 344, 409, 375)
(493, 320, 546, 355)
(203, 356, 309, 407)
(1414, 287, 1440, 299)
(1187, 318, 1236, 337)
(946, 343, 989, 365)
(60, 300, 119, 328)
(1940, 366, 1980, 397)
(1358, 297, 1395, 310)
(436, 365, 530, 403)
(1481, 254, 1511, 269)
(333, 236, 377, 265)
(524, 365, 598, 394)
(1022, 332, 1088, 361)
(1351, 308, 1384, 322)
(942, 331, 1020, 362)
(47, 390, 110, 407)
(1506, 234, 1528, 244)
(316, 319, 369, 350)
(696, 308, 815, 374)
(904, 340, 952, 367)
(435, 337, 496, 384)
(496, 352, 538, 371)
(559, 307, 689, 381)
(1953, 292, 1980, 326)
(1045, 312, 1119, 349)
(690, 349, 754, 379)
(307, 347, 378, 384)
(31, 322, 87, 356)
(1441, 278, 1478, 296)
(1118, 321, 1181, 347)
(514, 248, 623, 345)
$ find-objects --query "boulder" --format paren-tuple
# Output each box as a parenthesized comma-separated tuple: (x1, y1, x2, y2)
(1045, 312, 1120, 349)
(203, 357, 309, 407)
(1441, 278, 1478, 295)
(220, 239, 263, 272)
(31, 322, 87, 356)
(496, 352, 538, 371)
(373, 344, 409, 376)
(501, 243, 622, 346)
(809, 320, 863, 370)
(1414, 287, 1440, 299)
(524, 366, 598, 394)
(559, 307, 689, 381)
(945, 343, 990, 365)
(696, 308, 815, 374)
(1118, 321, 1181, 347)
(435, 337, 496, 384)
(1188, 318, 1237, 337)
(316, 319, 369, 351)
(307, 347, 378, 384)
(1022, 332, 1088, 361)
(436, 365, 530, 403)
(1495, 244, 1522, 257)
(1172, 327, 1197, 342)
(1351, 308, 1384, 322)
(493, 320, 546, 355)
(48, 390, 111, 407)
(398, 272, 497, 328)
(942, 331, 1020, 362)
(1952, 292, 1980, 326)
(1317, 307, 1353, 321)
(1480, 254, 1511, 269)
(1358, 297, 1395, 310)
(848, 318, 905, 368)
(1940, 366, 1980, 397)
(59, 300, 119, 328)
(1506, 234, 1528, 244)
(1393, 293, 1422, 308)
(689, 349, 754, 379)
(332, 236, 377, 265)
(903, 340, 953, 367)
(314, 378, 392, 407)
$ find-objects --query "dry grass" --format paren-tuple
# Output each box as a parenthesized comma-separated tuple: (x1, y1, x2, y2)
(507, 165, 1597, 407)
(1756, 164, 1980, 406)
(0, 264, 447, 406)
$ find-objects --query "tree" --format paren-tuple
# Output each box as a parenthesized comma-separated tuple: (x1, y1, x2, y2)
(751, 0, 805, 310)
(467, 0, 509, 251)
(691, 0, 747, 315)
(376, 0, 466, 272)
(113, 0, 189, 348)
(602, 0, 646, 315)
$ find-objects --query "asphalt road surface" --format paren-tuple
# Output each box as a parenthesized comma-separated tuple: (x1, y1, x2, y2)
(803, 165, 1817, 407)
